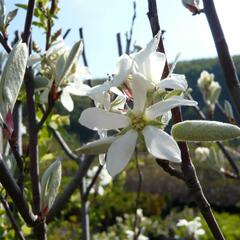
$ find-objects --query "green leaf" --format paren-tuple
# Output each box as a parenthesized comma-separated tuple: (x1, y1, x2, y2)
(171, 120, 240, 142)
(15, 4, 28, 10)
(40, 159, 62, 211)
(0, 41, 28, 119)
(76, 137, 116, 154)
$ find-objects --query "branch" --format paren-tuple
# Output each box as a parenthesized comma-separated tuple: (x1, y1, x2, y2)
(12, 101, 24, 192)
(202, 0, 240, 117)
(0, 194, 26, 240)
(25, 68, 41, 215)
(156, 159, 184, 180)
(79, 28, 89, 67)
(46, 155, 95, 223)
(22, 0, 36, 44)
(116, 33, 123, 56)
(0, 158, 35, 226)
(147, 1, 225, 239)
(0, 34, 11, 53)
(48, 126, 80, 162)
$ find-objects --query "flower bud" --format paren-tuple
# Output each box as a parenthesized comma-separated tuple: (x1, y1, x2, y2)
(182, 0, 200, 14)
(224, 100, 234, 120)
(172, 120, 240, 142)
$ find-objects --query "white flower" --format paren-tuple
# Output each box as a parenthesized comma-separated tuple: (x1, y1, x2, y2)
(79, 73, 197, 176)
(86, 165, 112, 195)
(125, 230, 149, 240)
(177, 216, 205, 239)
(195, 147, 210, 162)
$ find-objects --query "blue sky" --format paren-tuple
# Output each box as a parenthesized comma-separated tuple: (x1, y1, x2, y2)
(5, 0, 240, 78)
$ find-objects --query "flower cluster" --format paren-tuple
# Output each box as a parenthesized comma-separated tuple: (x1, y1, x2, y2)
(197, 70, 221, 112)
(29, 38, 92, 112)
(79, 32, 197, 176)
(176, 216, 205, 239)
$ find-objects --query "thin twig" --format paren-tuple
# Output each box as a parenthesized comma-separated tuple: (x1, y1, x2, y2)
(84, 164, 104, 200)
(79, 28, 89, 67)
(156, 159, 184, 180)
(116, 33, 123, 56)
(63, 28, 71, 40)
(0, 158, 35, 226)
(125, 0, 136, 54)
(0, 194, 26, 240)
(202, 0, 240, 118)
(0, 34, 12, 53)
(46, 0, 56, 50)
(133, 149, 143, 240)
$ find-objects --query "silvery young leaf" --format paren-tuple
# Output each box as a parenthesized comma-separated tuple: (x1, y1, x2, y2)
(5, 8, 18, 28)
(171, 120, 240, 142)
(0, 41, 28, 119)
(76, 136, 116, 154)
(40, 159, 62, 211)
(55, 40, 83, 85)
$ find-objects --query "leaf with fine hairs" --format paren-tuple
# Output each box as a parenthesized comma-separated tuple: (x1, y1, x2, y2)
(40, 159, 62, 212)
(0, 40, 28, 120)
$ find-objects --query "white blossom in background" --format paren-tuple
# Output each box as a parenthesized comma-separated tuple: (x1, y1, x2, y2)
(195, 147, 210, 162)
(197, 70, 221, 111)
(177, 216, 205, 240)
(86, 165, 112, 196)
(125, 230, 149, 240)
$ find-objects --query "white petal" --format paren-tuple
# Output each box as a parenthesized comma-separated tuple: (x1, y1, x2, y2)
(148, 52, 166, 85)
(61, 89, 74, 112)
(145, 96, 197, 120)
(65, 82, 91, 96)
(79, 107, 130, 130)
(132, 71, 148, 113)
(157, 74, 188, 91)
(112, 54, 132, 87)
(87, 81, 112, 95)
(142, 125, 181, 162)
(106, 130, 138, 176)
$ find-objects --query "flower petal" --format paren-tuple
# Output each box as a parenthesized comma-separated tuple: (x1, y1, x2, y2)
(61, 89, 74, 112)
(142, 125, 181, 162)
(145, 96, 197, 120)
(132, 71, 148, 113)
(112, 54, 132, 87)
(79, 107, 130, 130)
(157, 74, 188, 91)
(106, 130, 138, 176)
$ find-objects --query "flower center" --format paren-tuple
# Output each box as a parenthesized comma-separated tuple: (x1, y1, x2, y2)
(130, 113, 147, 131)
